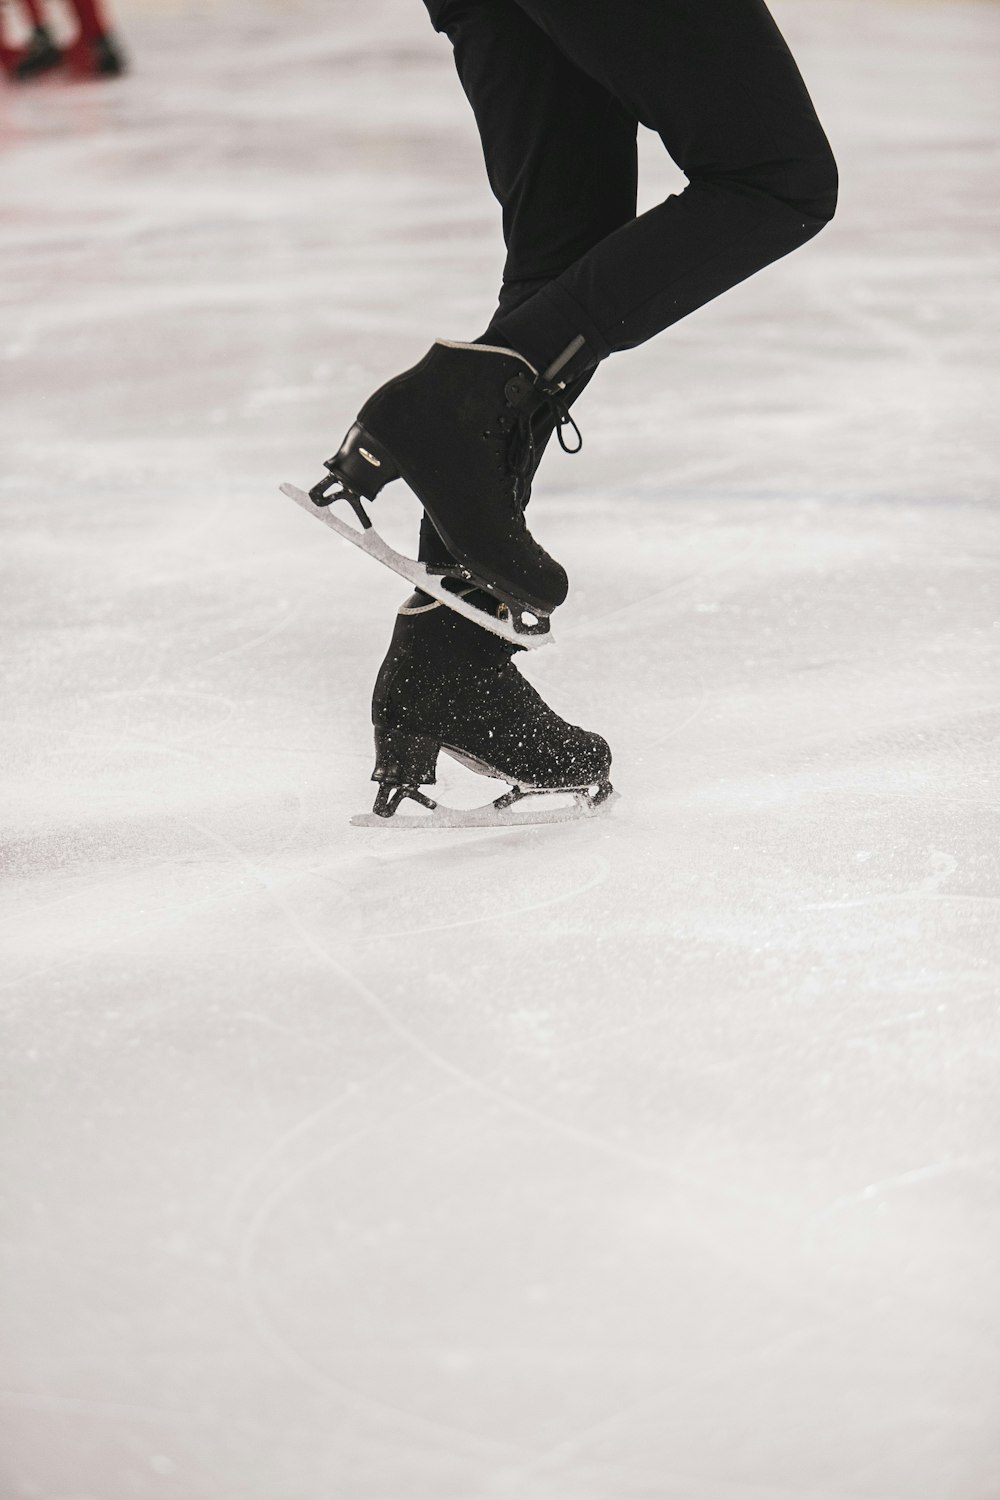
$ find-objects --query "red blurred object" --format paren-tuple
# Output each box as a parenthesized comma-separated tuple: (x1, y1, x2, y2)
(0, 0, 62, 78)
(1, 0, 125, 80)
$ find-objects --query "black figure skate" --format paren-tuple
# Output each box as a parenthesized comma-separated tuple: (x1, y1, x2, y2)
(350, 590, 616, 829)
(280, 340, 583, 651)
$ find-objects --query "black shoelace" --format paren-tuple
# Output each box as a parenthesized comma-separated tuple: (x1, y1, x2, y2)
(502, 378, 583, 508)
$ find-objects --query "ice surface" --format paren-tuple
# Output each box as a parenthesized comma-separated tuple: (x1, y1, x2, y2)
(1, 1, 999, 1497)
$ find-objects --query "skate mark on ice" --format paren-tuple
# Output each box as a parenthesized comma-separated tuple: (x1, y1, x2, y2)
(91, 686, 240, 743)
(219, 829, 766, 1218)
(644, 663, 710, 751)
(232, 1076, 530, 1460)
(0, 859, 249, 1002)
(1, 774, 309, 998)
(705, 1006, 940, 1076)
(834, 1157, 998, 1211)
(570, 572, 707, 639)
(231, 1045, 796, 1464)
(800, 849, 1000, 911)
(828, 786, 1000, 815)
(0, 1384, 400, 1447)
(83, 656, 175, 780)
(483, 1329, 825, 1500)
(361, 852, 611, 939)
(803, 1157, 1000, 1256)
(477, 1079, 794, 1221)
(805, 890, 1000, 910)
(194, 602, 301, 671)
(0, 1386, 227, 1429)
(230, 1021, 688, 1458)
(189, 786, 531, 1450)
(179, 816, 499, 1091)
(222, 1057, 403, 1237)
(196, 817, 774, 1239)
(8, 683, 239, 751)
(181, 820, 788, 1449)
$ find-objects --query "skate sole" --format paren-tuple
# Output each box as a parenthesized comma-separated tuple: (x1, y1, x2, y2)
(280, 482, 554, 651)
(350, 788, 618, 830)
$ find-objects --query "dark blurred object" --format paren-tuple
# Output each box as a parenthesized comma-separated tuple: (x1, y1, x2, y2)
(1, 0, 61, 78)
(14, 24, 62, 77)
(0, 0, 126, 81)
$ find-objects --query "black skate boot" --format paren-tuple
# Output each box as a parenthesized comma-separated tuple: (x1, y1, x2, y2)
(309, 340, 583, 628)
(354, 590, 615, 828)
(415, 361, 595, 574)
(88, 33, 127, 77)
(14, 25, 61, 78)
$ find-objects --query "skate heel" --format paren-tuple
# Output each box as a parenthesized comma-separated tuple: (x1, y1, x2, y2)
(370, 727, 441, 818)
(310, 425, 401, 507)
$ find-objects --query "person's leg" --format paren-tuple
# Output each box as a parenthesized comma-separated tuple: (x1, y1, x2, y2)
(64, 0, 126, 75)
(327, 0, 835, 627)
(431, 0, 639, 320)
(487, 0, 838, 382)
(419, 0, 639, 565)
(361, 6, 630, 815)
(0, 3, 16, 75)
(6, 0, 61, 78)
(66, 0, 102, 41)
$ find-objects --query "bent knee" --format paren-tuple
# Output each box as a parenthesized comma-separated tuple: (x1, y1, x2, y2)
(785, 141, 839, 227)
(721, 137, 838, 232)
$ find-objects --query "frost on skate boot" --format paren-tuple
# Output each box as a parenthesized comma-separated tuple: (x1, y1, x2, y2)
(352, 592, 615, 828)
(307, 340, 581, 629)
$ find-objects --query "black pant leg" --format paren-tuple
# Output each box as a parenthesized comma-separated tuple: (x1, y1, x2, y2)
(486, 0, 838, 380)
(431, 0, 639, 316)
(418, 0, 636, 566)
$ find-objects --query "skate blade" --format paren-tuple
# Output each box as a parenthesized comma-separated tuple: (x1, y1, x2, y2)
(350, 788, 618, 831)
(280, 482, 554, 650)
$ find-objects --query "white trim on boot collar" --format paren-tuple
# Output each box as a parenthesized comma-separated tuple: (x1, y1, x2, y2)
(398, 596, 442, 616)
(435, 338, 539, 377)
(398, 583, 483, 617)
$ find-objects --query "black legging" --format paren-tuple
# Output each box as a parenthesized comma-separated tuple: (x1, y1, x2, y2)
(417, 0, 837, 567)
(423, 0, 837, 381)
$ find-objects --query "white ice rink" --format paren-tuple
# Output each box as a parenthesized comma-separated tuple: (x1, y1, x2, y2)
(1, 1, 999, 1495)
